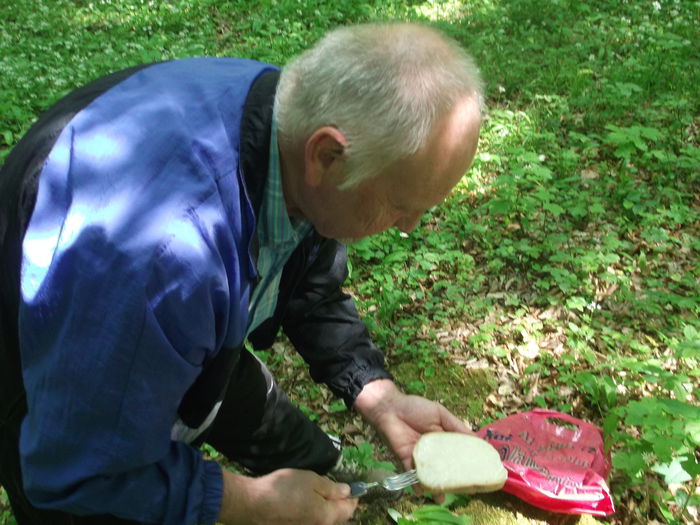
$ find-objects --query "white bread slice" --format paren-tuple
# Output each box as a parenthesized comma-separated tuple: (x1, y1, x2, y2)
(413, 432, 508, 494)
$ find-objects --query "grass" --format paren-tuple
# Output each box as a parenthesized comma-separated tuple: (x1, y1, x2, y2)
(1, 0, 699, 524)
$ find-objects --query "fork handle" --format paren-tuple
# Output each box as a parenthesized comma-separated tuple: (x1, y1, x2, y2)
(348, 481, 377, 498)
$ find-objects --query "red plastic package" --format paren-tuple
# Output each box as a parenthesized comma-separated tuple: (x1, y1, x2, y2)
(476, 409, 615, 516)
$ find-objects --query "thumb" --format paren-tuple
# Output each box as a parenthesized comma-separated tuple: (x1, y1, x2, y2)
(439, 405, 472, 434)
(316, 477, 352, 500)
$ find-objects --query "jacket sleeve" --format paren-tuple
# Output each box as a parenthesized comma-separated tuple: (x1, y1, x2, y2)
(251, 234, 393, 407)
(19, 202, 237, 524)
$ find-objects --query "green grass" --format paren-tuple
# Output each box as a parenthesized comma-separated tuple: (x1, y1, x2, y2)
(1, 1, 699, 524)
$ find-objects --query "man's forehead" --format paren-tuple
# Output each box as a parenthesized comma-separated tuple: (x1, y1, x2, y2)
(370, 94, 480, 210)
(385, 161, 461, 210)
(391, 142, 474, 204)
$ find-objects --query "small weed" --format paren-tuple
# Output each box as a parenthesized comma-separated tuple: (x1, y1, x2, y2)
(341, 442, 395, 474)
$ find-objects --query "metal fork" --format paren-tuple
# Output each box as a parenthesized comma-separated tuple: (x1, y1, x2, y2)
(348, 469, 419, 497)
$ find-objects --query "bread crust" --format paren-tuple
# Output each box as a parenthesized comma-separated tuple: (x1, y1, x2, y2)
(420, 481, 507, 494)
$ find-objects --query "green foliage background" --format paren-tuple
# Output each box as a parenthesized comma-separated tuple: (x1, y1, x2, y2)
(1, 0, 698, 524)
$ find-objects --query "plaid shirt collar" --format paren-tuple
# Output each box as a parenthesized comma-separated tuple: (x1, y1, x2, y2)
(257, 114, 311, 246)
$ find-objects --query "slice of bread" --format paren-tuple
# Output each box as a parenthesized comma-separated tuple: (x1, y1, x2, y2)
(413, 432, 508, 494)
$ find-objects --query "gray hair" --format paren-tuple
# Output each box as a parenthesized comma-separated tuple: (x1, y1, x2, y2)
(274, 23, 484, 190)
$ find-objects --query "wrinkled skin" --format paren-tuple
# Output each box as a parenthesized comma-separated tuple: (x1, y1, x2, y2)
(219, 468, 358, 525)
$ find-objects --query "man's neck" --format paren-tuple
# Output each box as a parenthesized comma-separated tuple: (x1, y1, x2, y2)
(278, 140, 304, 219)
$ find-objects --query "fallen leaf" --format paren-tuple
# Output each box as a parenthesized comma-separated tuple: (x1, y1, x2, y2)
(581, 168, 600, 180)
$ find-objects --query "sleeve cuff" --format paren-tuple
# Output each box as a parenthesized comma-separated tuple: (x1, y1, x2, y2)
(198, 460, 224, 525)
(339, 367, 394, 407)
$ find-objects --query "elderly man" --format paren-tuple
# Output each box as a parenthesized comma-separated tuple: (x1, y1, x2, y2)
(0, 22, 483, 525)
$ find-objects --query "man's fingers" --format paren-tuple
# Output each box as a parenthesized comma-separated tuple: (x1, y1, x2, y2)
(316, 476, 352, 500)
(316, 479, 358, 524)
(438, 404, 471, 434)
(328, 494, 358, 523)
(328, 481, 352, 500)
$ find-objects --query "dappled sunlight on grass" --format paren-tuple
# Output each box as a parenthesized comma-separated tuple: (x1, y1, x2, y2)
(348, 3, 698, 523)
(457, 107, 537, 199)
(411, 0, 469, 21)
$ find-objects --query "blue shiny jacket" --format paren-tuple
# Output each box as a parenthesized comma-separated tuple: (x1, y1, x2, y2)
(0, 58, 391, 524)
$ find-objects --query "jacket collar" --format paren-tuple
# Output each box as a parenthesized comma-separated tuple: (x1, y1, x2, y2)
(239, 69, 281, 216)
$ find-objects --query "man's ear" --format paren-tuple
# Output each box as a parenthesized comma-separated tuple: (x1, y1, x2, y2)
(304, 126, 347, 187)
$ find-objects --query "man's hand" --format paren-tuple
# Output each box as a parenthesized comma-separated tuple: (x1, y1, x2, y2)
(218, 468, 357, 525)
(353, 379, 471, 472)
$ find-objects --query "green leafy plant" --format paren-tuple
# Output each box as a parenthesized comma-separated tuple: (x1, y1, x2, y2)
(605, 398, 700, 523)
(0, 487, 17, 525)
(340, 442, 395, 473)
(2, 1, 698, 524)
(389, 503, 472, 525)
